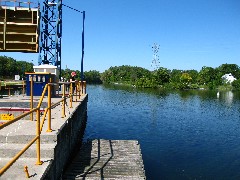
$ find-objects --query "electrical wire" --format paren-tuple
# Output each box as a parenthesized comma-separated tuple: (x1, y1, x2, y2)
(62, 3, 83, 13)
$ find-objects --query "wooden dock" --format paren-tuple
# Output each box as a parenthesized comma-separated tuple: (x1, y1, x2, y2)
(63, 139, 146, 180)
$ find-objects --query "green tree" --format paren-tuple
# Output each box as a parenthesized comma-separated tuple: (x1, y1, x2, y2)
(197, 66, 220, 88)
(185, 70, 198, 84)
(84, 70, 102, 84)
(154, 67, 170, 85)
(0, 56, 33, 79)
(216, 64, 240, 79)
(232, 79, 240, 90)
(179, 73, 192, 89)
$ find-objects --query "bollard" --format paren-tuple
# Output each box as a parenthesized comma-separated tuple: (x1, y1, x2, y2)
(24, 166, 30, 178)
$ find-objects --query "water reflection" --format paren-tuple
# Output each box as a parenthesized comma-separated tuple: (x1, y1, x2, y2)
(103, 84, 170, 98)
(85, 85, 240, 179)
(220, 91, 234, 105)
(102, 84, 240, 105)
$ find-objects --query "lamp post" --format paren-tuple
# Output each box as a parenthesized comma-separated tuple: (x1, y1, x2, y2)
(62, 4, 85, 92)
(81, 11, 85, 92)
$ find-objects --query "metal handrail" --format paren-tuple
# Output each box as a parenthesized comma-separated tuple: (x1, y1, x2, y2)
(0, 80, 86, 176)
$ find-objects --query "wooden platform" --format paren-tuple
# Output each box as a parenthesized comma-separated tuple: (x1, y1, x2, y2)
(63, 139, 146, 180)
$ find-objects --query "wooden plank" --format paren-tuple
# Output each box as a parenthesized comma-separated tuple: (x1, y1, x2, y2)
(63, 139, 146, 179)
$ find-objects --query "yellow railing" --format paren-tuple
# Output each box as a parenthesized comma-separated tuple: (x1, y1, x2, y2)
(0, 79, 86, 176)
(0, 80, 25, 97)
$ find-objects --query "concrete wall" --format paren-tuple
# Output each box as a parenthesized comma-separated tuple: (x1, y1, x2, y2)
(41, 95, 88, 180)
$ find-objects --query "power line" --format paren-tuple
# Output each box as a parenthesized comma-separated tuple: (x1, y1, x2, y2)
(62, 3, 83, 13)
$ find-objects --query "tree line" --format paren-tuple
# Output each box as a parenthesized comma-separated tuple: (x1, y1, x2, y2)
(0, 56, 102, 84)
(101, 64, 240, 90)
(1, 55, 240, 90)
(0, 56, 34, 80)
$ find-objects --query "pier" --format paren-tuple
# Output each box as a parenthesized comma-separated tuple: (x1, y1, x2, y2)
(0, 1, 145, 178)
(0, 88, 88, 179)
(63, 139, 146, 179)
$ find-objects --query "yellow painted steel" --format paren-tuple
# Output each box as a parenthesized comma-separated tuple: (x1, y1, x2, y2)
(62, 84, 66, 118)
(40, 108, 48, 132)
(0, 114, 14, 120)
(3, 19, 6, 50)
(36, 109, 42, 165)
(0, 80, 86, 175)
(47, 82, 52, 132)
(37, 84, 48, 107)
(22, 80, 25, 95)
(4, 86, 13, 96)
(30, 76, 33, 121)
(75, 82, 78, 102)
(38, 84, 48, 132)
(78, 82, 81, 100)
(0, 136, 39, 176)
(0, 108, 37, 130)
(70, 83, 73, 108)
(24, 166, 30, 178)
(0, 6, 39, 52)
(80, 81, 86, 95)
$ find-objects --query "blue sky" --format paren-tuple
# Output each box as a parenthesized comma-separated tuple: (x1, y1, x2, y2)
(1, 0, 240, 72)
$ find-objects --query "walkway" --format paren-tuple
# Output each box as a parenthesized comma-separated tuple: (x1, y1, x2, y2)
(63, 139, 146, 180)
(0, 94, 87, 179)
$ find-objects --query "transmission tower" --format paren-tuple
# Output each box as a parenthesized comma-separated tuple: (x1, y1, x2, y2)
(151, 43, 160, 70)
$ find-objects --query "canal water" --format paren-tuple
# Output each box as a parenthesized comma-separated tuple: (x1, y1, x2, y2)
(84, 85, 240, 179)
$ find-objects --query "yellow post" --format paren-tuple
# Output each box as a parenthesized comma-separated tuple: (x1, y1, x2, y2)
(24, 166, 30, 178)
(70, 83, 73, 108)
(22, 80, 25, 95)
(47, 83, 52, 132)
(78, 82, 81, 100)
(36, 108, 42, 165)
(30, 76, 33, 121)
(61, 84, 66, 118)
(8, 87, 10, 96)
(80, 81, 83, 95)
(75, 82, 78, 102)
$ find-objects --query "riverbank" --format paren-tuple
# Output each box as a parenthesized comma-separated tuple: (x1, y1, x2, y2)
(105, 81, 236, 91)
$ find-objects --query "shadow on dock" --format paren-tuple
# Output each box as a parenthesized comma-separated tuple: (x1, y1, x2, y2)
(62, 139, 146, 179)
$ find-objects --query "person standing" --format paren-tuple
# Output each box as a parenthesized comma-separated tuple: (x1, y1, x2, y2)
(70, 71, 76, 93)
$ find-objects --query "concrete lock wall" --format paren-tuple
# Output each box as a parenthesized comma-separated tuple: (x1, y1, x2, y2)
(41, 95, 88, 180)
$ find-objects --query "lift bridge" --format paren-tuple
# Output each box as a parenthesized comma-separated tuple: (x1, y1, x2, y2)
(0, 0, 62, 73)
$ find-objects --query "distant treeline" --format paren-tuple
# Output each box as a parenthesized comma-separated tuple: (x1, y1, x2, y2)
(100, 64, 240, 90)
(1, 55, 240, 90)
(0, 56, 34, 80)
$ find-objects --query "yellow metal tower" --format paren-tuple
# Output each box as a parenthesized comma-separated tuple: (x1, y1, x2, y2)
(0, 0, 39, 52)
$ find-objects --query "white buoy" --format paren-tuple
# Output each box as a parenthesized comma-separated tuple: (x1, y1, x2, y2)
(217, 91, 220, 98)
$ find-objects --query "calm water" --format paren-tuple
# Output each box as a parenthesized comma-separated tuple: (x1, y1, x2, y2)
(84, 85, 240, 179)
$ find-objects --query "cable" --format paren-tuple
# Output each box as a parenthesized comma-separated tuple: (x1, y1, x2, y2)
(62, 3, 83, 13)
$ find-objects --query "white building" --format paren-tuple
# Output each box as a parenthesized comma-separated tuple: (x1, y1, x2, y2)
(221, 73, 237, 84)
